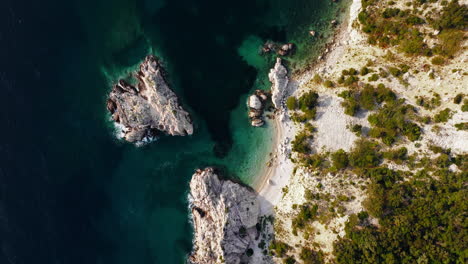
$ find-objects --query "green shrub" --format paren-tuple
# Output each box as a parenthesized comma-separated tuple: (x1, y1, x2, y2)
(348, 68, 358, 75)
(284, 256, 296, 264)
(298, 154, 325, 169)
(431, 56, 445, 65)
(313, 74, 322, 84)
(360, 67, 370, 76)
(343, 75, 359, 86)
(382, 8, 401, 18)
(349, 139, 381, 168)
(388, 67, 402, 77)
(368, 73, 379, 82)
(331, 149, 349, 170)
(432, 0, 468, 30)
(434, 108, 452, 123)
(433, 30, 464, 57)
(462, 100, 468, 112)
(454, 122, 468, 130)
(292, 131, 312, 154)
(383, 147, 408, 162)
(269, 240, 291, 257)
(341, 100, 359, 116)
(405, 15, 425, 25)
(298, 92, 319, 112)
(453, 93, 463, 104)
(368, 99, 421, 144)
(299, 247, 324, 264)
(286, 96, 298, 110)
(351, 124, 363, 136)
(323, 80, 334, 88)
(292, 204, 318, 230)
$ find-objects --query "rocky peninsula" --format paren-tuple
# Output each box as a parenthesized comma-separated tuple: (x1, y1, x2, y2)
(107, 55, 193, 144)
(188, 168, 262, 264)
(268, 58, 289, 109)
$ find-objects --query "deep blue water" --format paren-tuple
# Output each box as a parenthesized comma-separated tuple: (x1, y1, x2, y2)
(0, 0, 345, 263)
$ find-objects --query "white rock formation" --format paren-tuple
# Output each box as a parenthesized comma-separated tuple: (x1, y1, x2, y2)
(107, 55, 193, 144)
(268, 58, 289, 109)
(189, 168, 260, 264)
(248, 95, 262, 110)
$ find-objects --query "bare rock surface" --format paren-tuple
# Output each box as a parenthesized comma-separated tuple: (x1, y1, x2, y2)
(107, 55, 193, 144)
(189, 168, 260, 264)
(247, 90, 270, 127)
(269, 58, 289, 109)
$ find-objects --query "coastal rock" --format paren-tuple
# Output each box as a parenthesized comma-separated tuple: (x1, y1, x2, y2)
(251, 118, 265, 127)
(247, 90, 270, 127)
(277, 43, 295, 56)
(189, 168, 260, 264)
(107, 55, 193, 144)
(248, 95, 262, 110)
(261, 41, 295, 56)
(268, 58, 289, 109)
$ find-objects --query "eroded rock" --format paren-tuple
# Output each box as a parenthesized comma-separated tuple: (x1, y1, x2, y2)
(269, 58, 289, 109)
(107, 55, 193, 145)
(189, 168, 260, 264)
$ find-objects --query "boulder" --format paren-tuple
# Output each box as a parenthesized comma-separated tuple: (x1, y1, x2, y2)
(251, 118, 265, 127)
(248, 95, 262, 110)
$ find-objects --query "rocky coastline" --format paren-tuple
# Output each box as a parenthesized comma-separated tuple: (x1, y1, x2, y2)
(269, 58, 289, 110)
(188, 168, 262, 264)
(106, 55, 193, 145)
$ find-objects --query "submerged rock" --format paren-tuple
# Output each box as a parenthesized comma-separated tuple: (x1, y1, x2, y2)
(277, 43, 295, 56)
(269, 58, 289, 109)
(261, 41, 295, 56)
(189, 168, 260, 264)
(107, 55, 193, 144)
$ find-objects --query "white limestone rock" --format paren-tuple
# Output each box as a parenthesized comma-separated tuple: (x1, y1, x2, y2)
(248, 94, 262, 110)
(107, 55, 193, 144)
(189, 168, 260, 264)
(268, 58, 289, 109)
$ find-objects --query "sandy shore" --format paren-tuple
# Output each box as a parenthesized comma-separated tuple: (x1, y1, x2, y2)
(254, 0, 361, 216)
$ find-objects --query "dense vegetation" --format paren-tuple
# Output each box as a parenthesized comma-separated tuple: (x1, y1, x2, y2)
(358, 0, 467, 57)
(334, 161, 467, 264)
(289, 92, 320, 122)
(368, 98, 421, 145)
(338, 83, 396, 116)
(338, 84, 421, 145)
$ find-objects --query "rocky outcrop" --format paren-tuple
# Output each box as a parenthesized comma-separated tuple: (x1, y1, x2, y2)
(189, 168, 260, 264)
(261, 41, 295, 56)
(247, 90, 270, 127)
(107, 55, 193, 144)
(268, 58, 289, 109)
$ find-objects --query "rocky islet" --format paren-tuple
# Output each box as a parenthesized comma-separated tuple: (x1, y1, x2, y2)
(107, 55, 193, 145)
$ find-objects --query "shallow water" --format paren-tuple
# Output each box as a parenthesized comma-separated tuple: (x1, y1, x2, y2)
(0, 0, 347, 263)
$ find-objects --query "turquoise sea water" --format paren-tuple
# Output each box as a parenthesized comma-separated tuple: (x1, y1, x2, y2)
(0, 0, 349, 263)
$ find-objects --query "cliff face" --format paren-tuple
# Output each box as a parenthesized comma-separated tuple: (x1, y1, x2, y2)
(268, 58, 289, 109)
(189, 168, 260, 264)
(107, 55, 193, 144)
